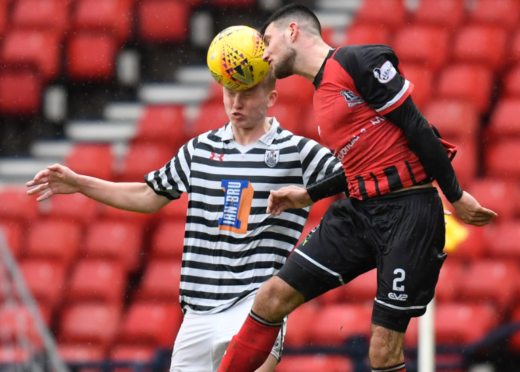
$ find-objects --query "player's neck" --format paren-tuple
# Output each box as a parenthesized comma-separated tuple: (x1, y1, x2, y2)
(293, 41, 331, 83)
(231, 119, 271, 146)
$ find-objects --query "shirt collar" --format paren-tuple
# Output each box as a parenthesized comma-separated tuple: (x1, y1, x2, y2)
(313, 48, 336, 90)
(220, 117, 280, 145)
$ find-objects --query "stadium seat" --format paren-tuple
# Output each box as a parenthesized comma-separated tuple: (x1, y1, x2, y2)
(26, 220, 81, 265)
(274, 75, 314, 105)
(487, 98, 520, 141)
(65, 143, 114, 181)
(0, 347, 30, 364)
(12, 0, 70, 38)
(423, 100, 479, 140)
(484, 222, 520, 260)
(138, 0, 189, 43)
(284, 303, 318, 347)
(466, 179, 518, 221)
(42, 193, 99, 224)
(449, 138, 477, 189)
(508, 306, 520, 351)
(0, 0, 7, 39)
(1, 30, 61, 81)
(0, 305, 42, 347)
(469, 0, 520, 31)
(110, 345, 154, 370)
(66, 33, 117, 81)
(117, 303, 183, 347)
(0, 221, 23, 258)
(135, 260, 182, 302)
(58, 344, 105, 362)
(0, 69, 42, 115)
(192, 100, 230, 136)
(435, 259, 464, 302)
(413, 0, 465, 29)
(268, 101, 305, 135)
(117, 142, 175, 182)
(485, 139, 520, 178)
(393, 26, 449, 73)
(100, 204, 153, 227)
(344, 24, 390, 46)
(150, 220, 185, 259)
(510, 30, 520, 65)
(398, 63, 433, 109)
(84, 220, 143, 272)
(354, 0, 406, 30)
(459, 260, 519, 311)
(154, 192, 189, 221)
(503, 65, 520, 97)
(319, 286, 346, 305)
(343, 269, 377, 302)
(73, 0, 133, 44)
(445, 224, 485, 260)
(20, 259, 66, 311)
(308, 195, 337, 221)
(60, 304, 121, 352)
(309, 304, 372, 345)
(67, 259, 126, 306)
(277, 355, 353, 372)
(135, 105, 186, 147)
(452, 26, 507, 71)
(436, 64, 493, 114)
(0, 188, 39, 222)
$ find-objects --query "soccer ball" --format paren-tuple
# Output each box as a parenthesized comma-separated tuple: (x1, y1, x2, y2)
(207, 26, 269, 91)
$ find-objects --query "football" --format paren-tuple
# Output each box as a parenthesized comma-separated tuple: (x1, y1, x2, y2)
(207, 25, 269, 91)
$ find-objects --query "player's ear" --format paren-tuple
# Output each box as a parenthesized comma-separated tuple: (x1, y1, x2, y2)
(288, 22, 298, 42)
(267, 89, 278, 108)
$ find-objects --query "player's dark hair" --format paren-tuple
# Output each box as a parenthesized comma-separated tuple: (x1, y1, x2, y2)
(260, 4, 322, 37)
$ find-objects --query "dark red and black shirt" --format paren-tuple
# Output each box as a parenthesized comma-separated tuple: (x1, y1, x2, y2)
(313, 45, 456, 200)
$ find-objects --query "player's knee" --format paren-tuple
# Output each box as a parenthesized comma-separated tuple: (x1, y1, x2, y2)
(253, 277, 304, 322)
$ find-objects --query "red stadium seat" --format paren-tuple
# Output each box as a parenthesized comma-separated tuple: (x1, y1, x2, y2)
(436, 64, 493, 114)
(296, 216, 321, 248)
(211, 0, 255, 7)
(67, 259, 126, 305)
(0, 69, 42, 115)
(354, 0, 406, 30)
(192, 100, 229, 136)
(449, 137, 477, 189)
(399, 63, 433, 109)
(435, 259, 464, 302)
(413, 0, 465, 29)
(65, 143, 114, 181)
(343, 269, 377, 302)
(150, 220, 185, 259)
(154, 192, 188, 221)
(344, 24, 390, 46)
(0, 305, 42, 346)
(509, 307, 520, 351)
(0, 188, 39, 221)
(277, 355, 353, 372)
(42, 193, 99, 223)
(138, 0, 189, 43)
(485, 140, 520, 178)
(60, 304, 121, 352)
(319, 286, 346, 305)
(484, 222, 520, 260)
(423, 100, 479, 139)
(268, 101, 306, 135)
(110, 345, 154, 367)
(84, 221, 143, 272)
(0, 347, 31, 364)
(393, 26, 449, 73)
(58, 344, 105, 362)
(503, 65, 520, 97)
(459, 260, 519, 311)
(118, 142, 175, 182)
(67, 33, 117, 81)
(274, 75, 314, 105)
(27, 220, 81, 265)
(0, 221, 23, 258)
(487, 98, 520, 141)
(452, 26, 507, 71)
(510, 30, 520, 66)
(308, 195, 337, 221)
(469, 0, 520, 31)
(100, 204, 153, 227)
(118, 303, 183, 347)
(135, 260, 181, 302)
(284, 303, 318, 347)
(20, 259, 66, 311)
(309, 304, 372, 345)
(74, 0, 133, 44)
(12, 0, 70, 38)
(0, 0, 7, 39)
(446, 224, 485, 260)
(1, 30, 61, 81)
(467, 179, 518, 221)
(135, 105, 186, 147)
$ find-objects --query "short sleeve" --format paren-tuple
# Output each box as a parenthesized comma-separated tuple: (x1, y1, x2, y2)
(336, 45, 414, 115)
(143, 138, 196, 200)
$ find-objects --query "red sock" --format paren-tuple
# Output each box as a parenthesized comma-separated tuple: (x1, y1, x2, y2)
(218, 312, 282, 372)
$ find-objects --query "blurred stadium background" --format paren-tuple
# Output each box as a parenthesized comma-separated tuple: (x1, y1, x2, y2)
(0, 0, 519, 371)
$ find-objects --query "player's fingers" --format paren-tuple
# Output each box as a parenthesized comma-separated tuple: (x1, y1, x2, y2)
(27, 183, 49, 196)
(47, 163, 62, 172)
(36, 189, 54, 202)
(478, 207, 497, 218)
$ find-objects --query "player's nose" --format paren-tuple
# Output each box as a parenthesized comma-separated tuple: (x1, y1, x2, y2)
(262, 49, 269, 62)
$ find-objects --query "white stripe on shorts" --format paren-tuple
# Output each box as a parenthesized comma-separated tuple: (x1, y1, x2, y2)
(294, 249, 345, 285)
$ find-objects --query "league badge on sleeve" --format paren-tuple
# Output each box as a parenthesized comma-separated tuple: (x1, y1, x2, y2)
(265, 150, 280, 168)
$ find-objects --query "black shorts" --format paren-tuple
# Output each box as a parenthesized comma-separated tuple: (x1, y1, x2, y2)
(277, 187, 446, 331)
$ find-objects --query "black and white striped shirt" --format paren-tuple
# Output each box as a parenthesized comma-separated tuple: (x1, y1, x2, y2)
(145, 118, 342, 314)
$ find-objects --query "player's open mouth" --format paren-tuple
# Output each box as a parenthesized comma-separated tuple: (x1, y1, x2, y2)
(232, 112, 243, 119)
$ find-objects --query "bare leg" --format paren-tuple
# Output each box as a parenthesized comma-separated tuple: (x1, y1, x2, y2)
(369, 324, 405, 368)
(252, 276, 305, 323)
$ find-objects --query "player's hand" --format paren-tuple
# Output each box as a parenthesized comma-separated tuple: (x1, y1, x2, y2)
(267, 185, 313, 216)
(26, 164, 81, 201)
(451, 191, 497, 227)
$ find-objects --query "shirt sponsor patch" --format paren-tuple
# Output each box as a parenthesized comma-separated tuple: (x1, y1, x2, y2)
(218, 180, 254, 234)
(373, 60, 397, 84)
(340, 90, 365, 107)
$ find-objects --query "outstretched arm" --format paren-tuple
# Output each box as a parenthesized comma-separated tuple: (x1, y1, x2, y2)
(26, 163, 170, 213)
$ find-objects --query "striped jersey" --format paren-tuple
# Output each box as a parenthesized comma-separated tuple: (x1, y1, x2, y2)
(145, 118, 341, 314)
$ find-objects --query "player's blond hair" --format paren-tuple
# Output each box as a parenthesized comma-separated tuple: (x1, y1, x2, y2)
(257, 68, 276, 92)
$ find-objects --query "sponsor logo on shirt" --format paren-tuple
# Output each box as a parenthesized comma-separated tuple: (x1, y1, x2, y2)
(264, 150, 279, 168)
(340, 90, 365, 107)
(218, 180, 254, 234)
(373, 61, 397, 84)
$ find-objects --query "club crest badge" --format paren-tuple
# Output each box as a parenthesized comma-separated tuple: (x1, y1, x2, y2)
(264, 150, 279, 168)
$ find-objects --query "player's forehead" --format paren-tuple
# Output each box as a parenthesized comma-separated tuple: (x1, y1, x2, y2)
(262, 23, 279, 43)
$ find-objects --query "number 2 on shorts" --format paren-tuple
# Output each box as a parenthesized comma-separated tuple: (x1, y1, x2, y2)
(392, 268, 406, 292)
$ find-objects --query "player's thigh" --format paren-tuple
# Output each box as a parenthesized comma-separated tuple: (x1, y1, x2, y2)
(278, 199, 376, 303)
(373, 188, 446, 332)
(170, 311, 215, 372)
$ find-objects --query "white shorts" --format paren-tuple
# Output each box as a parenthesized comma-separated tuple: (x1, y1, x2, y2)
(170, 294, 286, 372)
